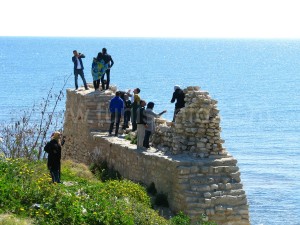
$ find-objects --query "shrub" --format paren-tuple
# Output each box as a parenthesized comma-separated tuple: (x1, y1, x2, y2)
(196, 214, 218, 225)
(170, 212, 191, 225)
(124, 133, 137, 145)
(89, 160, 121, 182)
(98, 180, 151, 207)
(63, 160, 96, 181)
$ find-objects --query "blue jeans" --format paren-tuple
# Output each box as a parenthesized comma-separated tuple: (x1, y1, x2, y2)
(109, 112, 121, 135)
(74, 69, 88, 89)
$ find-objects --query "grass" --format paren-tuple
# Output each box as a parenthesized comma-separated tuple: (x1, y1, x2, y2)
(0, 213, 34, 225)
(0, 155, 216, 225)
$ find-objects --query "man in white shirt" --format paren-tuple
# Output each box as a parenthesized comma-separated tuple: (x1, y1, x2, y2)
(72, 50, 89, 90)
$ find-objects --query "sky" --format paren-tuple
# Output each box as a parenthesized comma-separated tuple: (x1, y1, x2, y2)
(1, 0, 300, 38)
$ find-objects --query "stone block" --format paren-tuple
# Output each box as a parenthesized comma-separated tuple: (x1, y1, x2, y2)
(204, 192, 212, 198)
(191, 185, 211, 192)
(177, 166, 191, 175)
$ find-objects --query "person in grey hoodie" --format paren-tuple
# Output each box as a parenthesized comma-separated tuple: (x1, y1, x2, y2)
(143, 102, 166, 148)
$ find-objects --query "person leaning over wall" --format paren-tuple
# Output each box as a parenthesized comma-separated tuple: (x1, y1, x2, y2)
(171, 85, 185, 122)
(143, 102, 167, 148)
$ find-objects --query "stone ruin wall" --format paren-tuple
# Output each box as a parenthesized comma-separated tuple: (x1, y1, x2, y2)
(62, 86, 250, 225)
(152, 86, 224, 157)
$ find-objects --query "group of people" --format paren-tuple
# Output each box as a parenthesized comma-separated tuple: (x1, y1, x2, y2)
(72, 48, 114, 91)
(108, 85, 185, 149)
(43, 51, 185, 183)
(43, 84, 185, 183)
(108, 89, 166, 148)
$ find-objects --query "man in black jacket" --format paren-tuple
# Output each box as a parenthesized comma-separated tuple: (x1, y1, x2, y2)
(72, 50, 88, 90)
(171, 85, 185, 122)
(136, 100, 147, 148)
(101, 48, 114, 90)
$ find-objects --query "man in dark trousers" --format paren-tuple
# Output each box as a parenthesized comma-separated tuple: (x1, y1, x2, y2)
(109, 91, 124, 136)
(72, 50, 89, 90)
(101, 48, 114, 90)
(136, 100, 147, 148)
(171, 85, 185, 122)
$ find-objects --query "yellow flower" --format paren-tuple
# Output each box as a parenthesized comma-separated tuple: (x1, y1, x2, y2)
(20, 208, 24, 211)
(45, 212, 49, 215)
(93, 212, 97, 215)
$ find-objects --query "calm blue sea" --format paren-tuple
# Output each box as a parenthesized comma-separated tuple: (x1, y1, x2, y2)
(0, 37, 299, 225)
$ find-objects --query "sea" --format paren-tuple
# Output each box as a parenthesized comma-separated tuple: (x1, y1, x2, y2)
(0, 37, 299, 225)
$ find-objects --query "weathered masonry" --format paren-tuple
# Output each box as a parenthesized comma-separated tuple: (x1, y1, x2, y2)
(62, 86, 250, 225)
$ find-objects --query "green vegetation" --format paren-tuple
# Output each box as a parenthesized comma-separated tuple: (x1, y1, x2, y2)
(0, 155, 216, 225)
(89, 160, 121, 182)
(124, 133, 137, 145)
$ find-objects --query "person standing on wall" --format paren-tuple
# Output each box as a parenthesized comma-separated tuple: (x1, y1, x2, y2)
(136, 100, 147, 148)
(101, 48, 114, 90)
(143, 102, 167, 148)
(122, 92, 132, 129)
(131, 88, 141, 131)
(91, 52, 108, 91)
(171, 85, 185, 122)
(109, 91, 124, 136)
(72, 50, 89, 90)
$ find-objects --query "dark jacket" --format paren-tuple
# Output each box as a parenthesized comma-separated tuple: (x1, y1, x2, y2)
(171, 89, 185, 109)
(103, 54, 114, 69)
(44, 139, 61, 170)
(109, 96, 124, 114)
(72, 54, 85, 70)
(125, 99, 132, 109)
(136, 106, 146, 124)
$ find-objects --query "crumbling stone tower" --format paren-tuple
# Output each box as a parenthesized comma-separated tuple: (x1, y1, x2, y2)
(153, 86, 226, 157)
